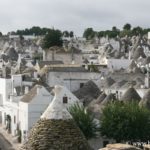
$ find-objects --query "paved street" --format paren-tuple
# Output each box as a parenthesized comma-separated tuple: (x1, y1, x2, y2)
(0, 133, 14, 150)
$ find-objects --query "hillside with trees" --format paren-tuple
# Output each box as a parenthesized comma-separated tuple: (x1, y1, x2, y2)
(83, 23, 150, 39)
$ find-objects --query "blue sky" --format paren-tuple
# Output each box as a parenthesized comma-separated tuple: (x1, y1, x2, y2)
(0, 0, 150, 35)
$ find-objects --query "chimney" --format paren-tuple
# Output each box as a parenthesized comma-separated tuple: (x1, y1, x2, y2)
(145, 72, 150, 88)
(128, 50, 131, 60)
(36, 85, 41, 94)
(34, 71, 38, 78)
(52, 50, 55, 61)
(25, 86, 29, 94)
(2, 66, 6, 78)
(85, 64, 88, 70)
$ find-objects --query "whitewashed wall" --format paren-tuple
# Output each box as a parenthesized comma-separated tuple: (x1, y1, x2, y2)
(47, 71, 100, 92)
(44, 51, 83, 65)
(107, 59, 131, 70)
(19, 86, 52, 143)
(0, 78, 12, 104)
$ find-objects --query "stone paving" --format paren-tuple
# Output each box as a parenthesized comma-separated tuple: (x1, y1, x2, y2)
(0, 125, 22, 150)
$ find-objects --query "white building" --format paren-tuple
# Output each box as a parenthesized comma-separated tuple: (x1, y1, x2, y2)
(19, 84, 80, 143)
(41, 85, 81, 119)
(0, 74, 33, 137)
(43, 65, 100, 92)
(107, 59, 131, 71)
(19, 85, 53, 142)
(148, 32, 150, 40)
(0, 76, 81, 144)
(43, 47, 83, 65)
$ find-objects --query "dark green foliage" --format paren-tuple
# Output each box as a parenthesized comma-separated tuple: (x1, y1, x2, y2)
(84, 23, 150, 39)
(132, 26, 143, 36)
(63, 31, 70, 37)
(69, 31, 74, 38)
(63, 31, 74, 38)
(112, 26, 119, 32)
(100, 101, 150, 142)
(88, 64, 99, 72)
(97, 31, 105, 38)
(83, 28, 95, 40)
(104, 30, 119, 38)
(123, 23, 132, 30)
(119, 30, 132, 37)
(42, 29, 63, 49)
(33, 53, 43, 61)
(11, 26, 52, 36)
(69, 104, 98, 139)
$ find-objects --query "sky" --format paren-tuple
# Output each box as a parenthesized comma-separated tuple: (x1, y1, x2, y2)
(0, 0, 150, 36)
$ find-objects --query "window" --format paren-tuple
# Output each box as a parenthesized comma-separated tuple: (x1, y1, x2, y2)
(14, 116, 16, 124)
(23, 130, 26, 134)
(116, 91, 118, 99)
(80, 83, 84, 88)
(4, 113, 6, 125)
(120, 92, 122, 98)
(63, 97, 68, 104)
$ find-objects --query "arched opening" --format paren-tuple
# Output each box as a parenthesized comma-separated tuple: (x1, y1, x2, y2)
(6, 114, 11, 133)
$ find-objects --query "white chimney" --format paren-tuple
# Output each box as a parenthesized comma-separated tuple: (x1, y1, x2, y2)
(148, 32, 150, 40)
(128, 50, 131, 60)
(36, 85, 41, 94)
(145, 72, 150, 88)
(34, 71, 38, 78)
(25, 86, 29, 94)
(85, 64, 88, 70)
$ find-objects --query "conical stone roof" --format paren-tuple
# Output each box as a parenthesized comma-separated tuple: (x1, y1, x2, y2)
(20, 85, 91, 150)
(139, 89, 150, 109)
(133, 66, 141, 73)
(5, 47, 18, 61)
(143, 56, 150, 65)
(101, 93, 116, 105)
(120, 87, 141, 102)
(110, 80, 127, 89)
(127, 60, 137, 72)
(96, 92, 107, 104)
(102, 77, 115, 88)
(74, 80, 101, 106)
(133, 47, 146, 60)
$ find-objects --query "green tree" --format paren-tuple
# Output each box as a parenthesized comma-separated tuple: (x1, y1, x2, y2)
(83, 28, 95, 40)
(123, 23, 132, 30)
(132, 26, 143, 36)
(104, 30, 118, 38)
(97, 31, 105, 38)
(42, 29, 63, 49)
(69, 104, 98, 139)
(0, 32, 2, 36)
(69, 31, 74, 38)
(100, 101, 150, 142)
(120, 30, 132, 37)
(63, 31, 69, 37)
(112, 26, 117, 32)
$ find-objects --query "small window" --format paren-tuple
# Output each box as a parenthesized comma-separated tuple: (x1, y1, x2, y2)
(63, 97, 68, 104)
(4, 113, 6, 125)
(23, 130, 26, 134)
(80, 83, 84, 88)
(120, 92, 122, 97)
(103, 141, 109, 147)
